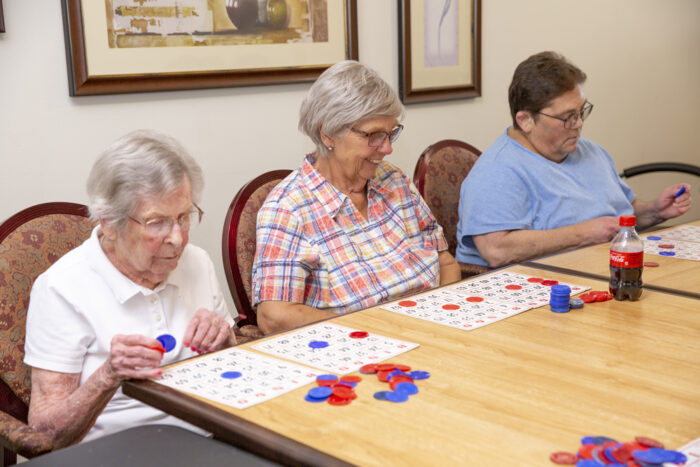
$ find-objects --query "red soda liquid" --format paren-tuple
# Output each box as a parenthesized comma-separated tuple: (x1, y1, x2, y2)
(609, 264, 643, 301)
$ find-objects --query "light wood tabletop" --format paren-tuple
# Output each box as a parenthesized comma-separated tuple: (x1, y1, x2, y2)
(525, 220, 700, 299)
(123, 265, 700, 466)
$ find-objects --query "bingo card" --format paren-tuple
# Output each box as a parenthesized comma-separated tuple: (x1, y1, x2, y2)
(381, 270, 591, 331)
(156, 348, 321, 409)
(251, 322, 419, 375)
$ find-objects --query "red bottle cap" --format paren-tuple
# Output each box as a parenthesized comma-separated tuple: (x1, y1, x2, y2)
(619, 215, 636, 226)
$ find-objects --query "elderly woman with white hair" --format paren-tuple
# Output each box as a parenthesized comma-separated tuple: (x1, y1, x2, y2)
(24, 130, 236, 446)
(251, 60, 461, 334)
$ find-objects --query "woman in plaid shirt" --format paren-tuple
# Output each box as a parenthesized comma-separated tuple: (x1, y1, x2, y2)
(252, 61, 461, 334)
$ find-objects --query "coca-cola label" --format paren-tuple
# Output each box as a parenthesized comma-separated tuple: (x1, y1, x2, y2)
(610, 250, 643, 268)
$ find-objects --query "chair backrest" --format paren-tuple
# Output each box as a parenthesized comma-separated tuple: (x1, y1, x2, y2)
(222, 170, 291, 327)
(0, 202, 92, 463)
(413, 139, 482, 257)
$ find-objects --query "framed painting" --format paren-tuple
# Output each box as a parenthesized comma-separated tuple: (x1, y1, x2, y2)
(61, 0, 358, 96)
(398, 0, 481, 104)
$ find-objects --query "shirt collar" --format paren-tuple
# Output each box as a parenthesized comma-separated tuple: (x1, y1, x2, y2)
(301, 154, 392, 218)
(86, 227, 181, 303)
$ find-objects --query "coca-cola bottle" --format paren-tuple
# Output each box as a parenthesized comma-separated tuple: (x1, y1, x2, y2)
(609, 215, 644, 301)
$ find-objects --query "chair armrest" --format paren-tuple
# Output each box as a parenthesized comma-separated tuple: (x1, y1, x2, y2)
(0, 411, 53, 458)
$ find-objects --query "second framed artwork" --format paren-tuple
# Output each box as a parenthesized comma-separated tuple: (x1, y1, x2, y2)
(398, 0, 481, 104)
(61, 0, 358, 96)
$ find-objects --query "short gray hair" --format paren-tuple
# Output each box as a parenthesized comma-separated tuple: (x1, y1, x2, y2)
(86, 129, 204, 228)
(298, 60, 405, 157)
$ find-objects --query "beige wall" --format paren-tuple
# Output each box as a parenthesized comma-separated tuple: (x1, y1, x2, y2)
(1, 0, 699, 314)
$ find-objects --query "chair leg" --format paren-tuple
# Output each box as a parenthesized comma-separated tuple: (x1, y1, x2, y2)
(2, 447, 18, 467)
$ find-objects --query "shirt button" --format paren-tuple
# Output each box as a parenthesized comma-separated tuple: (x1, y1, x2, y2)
(151, 297, 158, 304)
(155, 315, 162, 322)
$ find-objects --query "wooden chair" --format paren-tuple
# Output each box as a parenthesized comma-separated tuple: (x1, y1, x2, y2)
(222, 170, 291, 339)
(0, 202, 93, 465)
(413, 139, 492, 278)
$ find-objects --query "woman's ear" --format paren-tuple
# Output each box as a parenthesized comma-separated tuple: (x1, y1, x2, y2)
(100, 218, 117, 242)
(515, 110, 535, 133)
(318, 124, 334, 149)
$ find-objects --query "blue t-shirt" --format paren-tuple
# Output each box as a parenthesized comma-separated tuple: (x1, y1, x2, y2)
(455, 129, 635, 266)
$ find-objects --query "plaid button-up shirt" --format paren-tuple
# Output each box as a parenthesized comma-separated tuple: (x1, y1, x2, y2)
(252, 155, 448, 314)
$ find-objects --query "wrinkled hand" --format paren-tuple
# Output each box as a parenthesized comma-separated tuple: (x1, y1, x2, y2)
(183, 308, 235, 354)
(655, 184, 692, 220)
(107, 334, 165, 384)
(581, 216, 621, 244)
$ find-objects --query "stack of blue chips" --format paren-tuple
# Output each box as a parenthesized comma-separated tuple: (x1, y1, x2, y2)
(550, 284, 572, 313)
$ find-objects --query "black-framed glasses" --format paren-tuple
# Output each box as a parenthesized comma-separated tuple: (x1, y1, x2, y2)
(129, 203, 203, 237)
(537, 101, 594, 129)
(350, 124, 404, 147)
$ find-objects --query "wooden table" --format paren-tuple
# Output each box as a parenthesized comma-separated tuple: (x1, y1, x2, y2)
(123, 265, 700, 466)
(525, 220, 700, 299)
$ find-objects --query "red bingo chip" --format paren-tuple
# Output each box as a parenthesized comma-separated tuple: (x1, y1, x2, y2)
(541, 280, 559, 286)
(331, 386, 355, 399)
(550, 451, 578, 464)
(398, 300, 417, 307)
(340, 375, 361, 384)
(635, 436, 664, 449)
(327, 395, 352, 406)
(349, 331, 369, 339)
(442, 304, 460, 310)
(579, 293, 596, 304)
(466, 296, 484, 302)
(359, 364, 378, 374)
(394, 364, 412, 372)
(505, 284, 522, 290)
(527, 277, 544, 283)
(376, 363, 397, 372)
(658, 244, 674, 249)
(643, 261, 659, 267)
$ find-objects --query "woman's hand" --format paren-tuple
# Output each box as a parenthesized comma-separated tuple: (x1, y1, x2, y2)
(107, 334, 165, 384)
(183, 308, 236, 353)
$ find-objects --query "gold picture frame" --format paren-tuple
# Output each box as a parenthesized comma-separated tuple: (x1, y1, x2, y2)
(398, 0, 481, 104)
(61, 0, 358, 96)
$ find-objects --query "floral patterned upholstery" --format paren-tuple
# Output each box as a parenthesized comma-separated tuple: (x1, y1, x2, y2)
(0, 204, 92, 463)
(414, 140, 493, 278)
(223, 170, 291, 337)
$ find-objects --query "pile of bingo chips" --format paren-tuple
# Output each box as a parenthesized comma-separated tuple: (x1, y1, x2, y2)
(303, 362, 429, 405)
(550, 435, 687, 466)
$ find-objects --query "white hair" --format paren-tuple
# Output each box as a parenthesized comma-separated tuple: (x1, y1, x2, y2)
(298, 60, 405, 157)
(86, 129, 204, 228)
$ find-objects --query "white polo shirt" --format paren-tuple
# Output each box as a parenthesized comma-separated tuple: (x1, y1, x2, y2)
(24, 227, 236, 442)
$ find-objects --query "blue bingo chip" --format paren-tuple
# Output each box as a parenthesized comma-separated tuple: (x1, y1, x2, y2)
(576, 461, 605, 467)
(373, 391, 390, 401)
(316, 374, 338, 382)
(304, 395, 326, 403)
(569, 298, 584, 309)
(634, 448, 685, 464)
(308, 386, 332, 399)
(646, 236, 661, 241)
(408, 370, 430, 380)
(659, 251, 676, 256)
(220, 371, 242, 379)
(580, 436, 597, 445)
(308, 340, 329, 349)
(156, 334, 177, 352)
(394, 382, 419, 395)
(385, 391, 409, 403)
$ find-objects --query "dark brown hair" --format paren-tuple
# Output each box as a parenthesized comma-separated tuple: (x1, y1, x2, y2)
(508, 51, 587, 130)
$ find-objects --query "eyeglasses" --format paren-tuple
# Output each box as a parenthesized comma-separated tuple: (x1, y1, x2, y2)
(129, 203, 203, 237)
(350, 124, 404, 147)
(536, 101, 594, 129)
